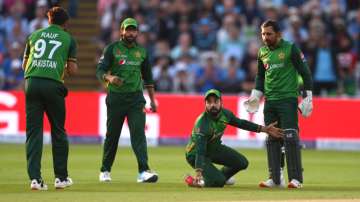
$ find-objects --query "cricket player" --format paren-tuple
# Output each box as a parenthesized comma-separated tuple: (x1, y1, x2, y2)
(185, 89, 284, 188)
(96, 18, 158, 183)
(244, 20, 313, 188)
(22, 7, 77, 190)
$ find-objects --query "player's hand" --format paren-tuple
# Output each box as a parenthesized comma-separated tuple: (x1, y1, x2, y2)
(262, 121, 284, 139)
(107, 75, 123, 87)
(298, 90, 313, 117)
(194, 170, 204, 187)
(244, 89, 263, 113)
(150, 101, 157, 112)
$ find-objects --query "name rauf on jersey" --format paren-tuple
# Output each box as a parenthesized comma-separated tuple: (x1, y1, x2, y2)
(40, 32, 59, 39)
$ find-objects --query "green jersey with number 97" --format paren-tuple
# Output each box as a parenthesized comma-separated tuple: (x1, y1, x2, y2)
(24, 24, 77, 83)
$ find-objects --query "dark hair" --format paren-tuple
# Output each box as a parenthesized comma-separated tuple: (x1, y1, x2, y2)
(261, 20, 281, 32)
(47, 6, 69, 25)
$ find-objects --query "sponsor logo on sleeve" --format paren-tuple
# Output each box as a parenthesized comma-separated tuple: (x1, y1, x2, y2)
(300, 52, 306, 62)
(119, 59, 126, 65)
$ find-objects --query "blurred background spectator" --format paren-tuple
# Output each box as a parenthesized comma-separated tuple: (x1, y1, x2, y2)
(1, 0, 359, 97)
(29, 0, 48, 33)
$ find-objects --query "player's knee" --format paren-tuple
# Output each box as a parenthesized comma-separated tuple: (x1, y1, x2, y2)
(232, 156, 249, 171)
(284, 129, 299, 144)
(241, 158, 249, 170)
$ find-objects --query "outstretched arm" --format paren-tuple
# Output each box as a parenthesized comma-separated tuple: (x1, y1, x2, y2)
(228, 111, 283, 138)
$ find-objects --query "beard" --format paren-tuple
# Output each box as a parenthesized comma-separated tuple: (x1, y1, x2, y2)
(264, 40, 274, 46)
(264, 38, 279, 47)
(123, 35, 136, 44)
(207, 107, 221, 117)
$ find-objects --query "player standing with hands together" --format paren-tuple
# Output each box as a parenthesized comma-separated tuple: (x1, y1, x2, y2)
(23, 6, 77, 190)
(244, 20, 313, 188)
(96, 18, 158, 183)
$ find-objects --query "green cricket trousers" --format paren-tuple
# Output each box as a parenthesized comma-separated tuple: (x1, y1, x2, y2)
(100, 91, 150, 173)
(263, 97, 303, 183)
(25, 77, 69, 181)
(264, 98, 298, 130)
(186, 144, 249, 187)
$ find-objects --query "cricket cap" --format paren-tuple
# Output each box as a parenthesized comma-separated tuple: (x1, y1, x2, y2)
(205, 89, 221, 100)
(121, 18, 138, 29)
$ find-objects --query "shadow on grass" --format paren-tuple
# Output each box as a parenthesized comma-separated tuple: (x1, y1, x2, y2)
(1, 183, 360, 194)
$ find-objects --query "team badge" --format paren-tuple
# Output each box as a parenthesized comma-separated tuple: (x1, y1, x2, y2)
(135, 51, 141, 58)
(278, 52, 285, 60)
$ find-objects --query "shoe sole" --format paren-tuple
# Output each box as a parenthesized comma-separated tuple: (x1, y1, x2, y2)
(288, 184, 302, 188)
(55, 184, 72, 189)
(142, 175, 158, 183)
(31, 188, 47, 191)
(259, 183, 285, 188)
(259, 183, 271, 188)
(31, 186, 48, 191)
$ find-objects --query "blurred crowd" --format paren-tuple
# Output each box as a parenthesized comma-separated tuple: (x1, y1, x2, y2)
(97, 0, 360, 97)
(0, 0, 75, 91)
(0, 0, 63, 90)
(0, 0, 359, 97)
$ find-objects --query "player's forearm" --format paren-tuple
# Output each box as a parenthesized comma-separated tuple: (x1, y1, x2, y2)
(297, 65, 313, 90)
(194, 135, 207, 170)
(255, 75, 264, 92)
(255, 59, 265, 92)
(195, 154, 205, 171)
(96, 66, 107, 82)
(146, 85, 156, 102)
(231, 117, 261, 132)
(22, 58, 28, 70)
(66, 61, 78, 76)
(291, 45, 313, 90)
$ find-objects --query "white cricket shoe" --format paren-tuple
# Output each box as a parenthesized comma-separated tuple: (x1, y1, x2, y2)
(137, 170, 158, 183)
(99, 171, 111, 182)
(30, 179, 48, 191)
(54, 177, 73, 189)
(225, 177, 235, 185)
(288, 179, 303, 188)
(259, 173, 285, 188)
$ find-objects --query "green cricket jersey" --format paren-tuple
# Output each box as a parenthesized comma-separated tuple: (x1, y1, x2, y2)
(24, 24, 77, 83)
(96, 40, 154, 93)
(185, 108, 261, 170)
(255, 39, 312, 100)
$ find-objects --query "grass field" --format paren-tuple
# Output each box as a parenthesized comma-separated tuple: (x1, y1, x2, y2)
(0, 144, 359, 202)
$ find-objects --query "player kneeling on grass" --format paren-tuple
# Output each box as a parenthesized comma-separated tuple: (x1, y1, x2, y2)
(184, 89, 284, 188)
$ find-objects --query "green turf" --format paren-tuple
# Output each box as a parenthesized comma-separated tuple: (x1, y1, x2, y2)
(0, 144, 359, 202)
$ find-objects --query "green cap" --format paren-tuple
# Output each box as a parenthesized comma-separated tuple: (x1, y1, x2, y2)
(121, 18, 138, 29)
(204, 89, 221, 100)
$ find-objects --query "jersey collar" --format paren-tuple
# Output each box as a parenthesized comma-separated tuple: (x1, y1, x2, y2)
(49, 24, 63, 30)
